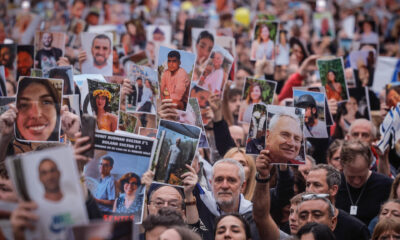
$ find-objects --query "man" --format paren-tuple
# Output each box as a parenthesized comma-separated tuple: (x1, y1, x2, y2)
(163, 138, 182, 183)
(335, 140, 393, 225)
(35, 32, 63, 70)
(297, 194, 337, 232)
(16, 47, 33, 79)
(79, 34, 112, 75)
(295, 94, 326, 138)
(69, 0, 86, 19)
(226, 88, 242, 125)
(38, 158, 63, 201)
(194, 158, 288, 240)
(160, 50, 190, 110)
(306, 164, 370, 240)
(94, 156, 116, 212)
(265, 112, 303, 164)
(142, 207, 185, 240)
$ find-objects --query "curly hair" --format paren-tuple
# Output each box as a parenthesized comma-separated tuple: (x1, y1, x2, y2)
(118, 172, 141, 193)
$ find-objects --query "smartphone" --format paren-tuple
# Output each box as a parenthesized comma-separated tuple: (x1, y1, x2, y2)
(81, 114, 96, 159)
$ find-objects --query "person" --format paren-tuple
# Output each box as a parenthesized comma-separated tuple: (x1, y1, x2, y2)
(239, 82, 263, 123)
(35, 32, 63, 70)
(152, 27, 165, 43)
(335, 140, 393, 225)
(94, 156, 116, 212)
(306, 164, 370, 240)
(137, 79, 155, 113)
(194, 30, 214, 80)
(16, 47, 33, 79)
(47, 67, 73, 95)
(160, 225, 202, 240)
(16, 77, 61, 141)
(371, 218, 400, 240)
(251, 24, 274, 61)
(160, 50, 190, 110)
(295, 94, 327, 138)
(38, 158, 63, 201)
(92, 88, 118, 132)
(214, 213, 252, 240)
(326, 139, 343, 171)
(275, 30, 290, 66)
(265, 111, 303, 164)
(297, 193, 337, 232)
(142, 207, 185, 240)
(80, 34, 112, 75)
(69, 0, 86, 19)
(368, 199, 400, 233)
(360, 21, 379, 45)
(296, 222, 336, 240)
(163, 138, 182, 183)
(223, 148, 256, 201)
(113, 172, 144, 216)
(222, 87, 242, 126)
(325, 70, 343, 101)
(200, 51, 225, 93)
(246, 107, 267, 154)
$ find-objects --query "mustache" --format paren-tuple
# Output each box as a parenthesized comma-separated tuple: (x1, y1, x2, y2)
(217, 190, 233, 196)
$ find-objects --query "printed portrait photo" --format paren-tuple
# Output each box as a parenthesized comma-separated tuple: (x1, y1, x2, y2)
(245, 103, 267, 155)
(313, 12, 335, 39)
(275, 30, 290, 66)
(250, 20, 279, 61)
(196, 45, 233, 94)
(125, 63, 158, 114)
(146, 25, 171, 46)
(317, 57, 349, 102)
(17, 45, 34, 80)
(82, 79, 120, 132)
(0, 44, 17, 81)
(15, 77, 63, 142)
(265, 105, 305, 165)
(349, 50, 376, 87)
(81, 32, 113, 76)
(189, 85, 211, 125)
(239, 77, 277, 123)
(34, 32, 65, 71)
(294, 89, 328, 138)
(153, 120, 201, 186)
(192, 29, 216, 83)
(157, 46, 196, 111)
(133, 113, 157, 133)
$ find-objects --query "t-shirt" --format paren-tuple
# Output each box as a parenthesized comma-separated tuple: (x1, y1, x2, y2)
(304, 120, 328, 138)
(33, 194, 88, 240)
(35, 48, 62, 70)
(334, 209, 370, 240)
(336, 171, 393, 225)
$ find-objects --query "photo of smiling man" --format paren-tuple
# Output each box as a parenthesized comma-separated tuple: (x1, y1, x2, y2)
(80, 32, 113, 76)
(15, 77, 63, 142)
(265, 105, 306, 165)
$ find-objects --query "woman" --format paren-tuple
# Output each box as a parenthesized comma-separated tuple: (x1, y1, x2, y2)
(16, 77, 61, 141)
(371, 218, 400, 240)
(201, 51, 225, 93)
(193, 31, 214, 82)
(251, 24, 274, 61)
(326, 139, 343, 171)
(325, 70, 343, 101)
(137, 79, 155, 113)
(389, 173, 400, 199)
(215, 214, 252, 240)
(92, 88, 118, 132)
(275, 30, 290, 66)
(224, 148, 256, 200)
(296, 222, 336, 240)
(289, 37, 308, 71)
(368, 199, 400, 234)
(113, 172, 144, 215)
(239, 82, 262, 123)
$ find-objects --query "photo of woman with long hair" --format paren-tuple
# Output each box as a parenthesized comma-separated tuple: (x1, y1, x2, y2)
(325, 70, 343, 101)
(239, 82, 263, 123)
(250, 22, 276, 61)
(92, 88, 118, 132)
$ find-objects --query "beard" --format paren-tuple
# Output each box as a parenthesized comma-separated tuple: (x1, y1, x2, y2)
(94, 55, 107, 66)
(306, 115, 316, 126)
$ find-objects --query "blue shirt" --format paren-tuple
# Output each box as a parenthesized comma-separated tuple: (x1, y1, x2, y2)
(94, 175, 116, 212)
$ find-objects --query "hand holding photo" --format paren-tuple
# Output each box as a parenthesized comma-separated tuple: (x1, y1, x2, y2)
(152, 120, 201, 186)
(265, 105, 305, 165)
(317, 57, 349, 102)
(15, 77, 63, 142)
(157, 46, 195, 111)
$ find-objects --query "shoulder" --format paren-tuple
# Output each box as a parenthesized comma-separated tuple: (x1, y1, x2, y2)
(369, 171, 393, 186)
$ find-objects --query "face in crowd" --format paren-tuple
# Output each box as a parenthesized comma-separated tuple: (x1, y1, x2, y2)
(91, 36, 111, 67)
(39, 159, 61, 195)
(148, 186, 184, 216)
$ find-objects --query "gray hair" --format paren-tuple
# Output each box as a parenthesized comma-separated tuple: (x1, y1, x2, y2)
(348, 118, 377, 139)
(300, 193, 335, 218)
(212, 158, 245, 186)
(269, 112, 301, 132)
(310, 164, 341, 188)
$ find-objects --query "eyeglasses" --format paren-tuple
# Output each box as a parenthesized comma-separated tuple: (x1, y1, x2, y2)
(149, 199, 182, 209)
(301, 193, 329, 201)
(99, 163, 110, 167)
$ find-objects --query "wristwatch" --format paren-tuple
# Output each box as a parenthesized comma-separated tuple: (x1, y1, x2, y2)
(255, 172, 271, 183)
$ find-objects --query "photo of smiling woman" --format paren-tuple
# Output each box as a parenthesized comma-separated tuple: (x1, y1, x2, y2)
(113, 172, 144, 215)
(15, 77, 63, 142)
(92, 88, 118, 132)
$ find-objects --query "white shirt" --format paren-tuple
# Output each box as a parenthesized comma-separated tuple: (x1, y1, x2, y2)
(168, 144, 181, 165)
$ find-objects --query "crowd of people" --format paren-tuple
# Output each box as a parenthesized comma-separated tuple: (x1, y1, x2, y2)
(0, 0, 400, 240)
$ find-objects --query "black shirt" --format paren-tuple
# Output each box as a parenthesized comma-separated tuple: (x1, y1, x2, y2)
(336, 171, 393, 225)
(334, 209, 370, 240)
(35, 47, 62, 69)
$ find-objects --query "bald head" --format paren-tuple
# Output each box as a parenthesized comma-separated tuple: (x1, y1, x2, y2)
(347, 119, 376, 145)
